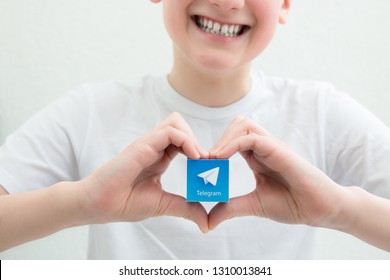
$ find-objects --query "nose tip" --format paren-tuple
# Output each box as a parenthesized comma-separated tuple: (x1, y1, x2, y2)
(209, 0, 245, 11)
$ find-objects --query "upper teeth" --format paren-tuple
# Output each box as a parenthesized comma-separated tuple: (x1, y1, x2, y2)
(196, 16, 243, 37)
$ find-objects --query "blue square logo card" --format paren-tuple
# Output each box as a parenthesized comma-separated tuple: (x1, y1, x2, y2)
(187, 159, 229, 202)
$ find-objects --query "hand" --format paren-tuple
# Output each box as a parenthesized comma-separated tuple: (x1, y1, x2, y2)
(208, 116, 346, 230)
(82, 112, 209, 233)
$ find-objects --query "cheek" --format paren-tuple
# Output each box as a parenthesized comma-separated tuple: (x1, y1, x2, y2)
(162, 0, 192, 23)
(247, 3, 281, 54)
(250, 0, 283, 25)
(162, 1, 190, 41)
(246, 25, 278, 62)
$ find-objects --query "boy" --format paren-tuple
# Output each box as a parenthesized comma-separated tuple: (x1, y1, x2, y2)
(0, 0, 390, 258)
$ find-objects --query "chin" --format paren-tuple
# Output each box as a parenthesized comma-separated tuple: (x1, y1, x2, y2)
(197, 54, 239, 72)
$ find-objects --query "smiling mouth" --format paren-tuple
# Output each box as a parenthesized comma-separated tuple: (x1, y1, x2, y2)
(193, 15, 250, 37)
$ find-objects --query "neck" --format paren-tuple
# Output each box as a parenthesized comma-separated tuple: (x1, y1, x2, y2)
(168, 55, 252, 107)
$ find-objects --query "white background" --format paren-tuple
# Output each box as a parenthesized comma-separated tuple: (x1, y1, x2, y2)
(2, 260, 390, 279)
(0, 0, 390, 259)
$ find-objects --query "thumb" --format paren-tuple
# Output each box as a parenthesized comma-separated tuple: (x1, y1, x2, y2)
(158, 192, 209, 233)
(208, 192, 260, 230)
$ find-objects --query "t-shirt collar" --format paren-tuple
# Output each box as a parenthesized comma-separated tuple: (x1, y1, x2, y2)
(155, 71, 264, 121)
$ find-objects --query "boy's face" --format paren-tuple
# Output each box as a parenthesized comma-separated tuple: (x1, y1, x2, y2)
(159, 0, 290, 74)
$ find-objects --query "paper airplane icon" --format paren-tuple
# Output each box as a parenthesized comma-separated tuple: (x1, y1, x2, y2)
(197, 167, 220, 186)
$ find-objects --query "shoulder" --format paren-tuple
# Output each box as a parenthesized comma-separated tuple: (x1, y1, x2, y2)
(67, 77, 154, 106)
(260, 73, 390, 148)
(54, 76, 161, 117)
(11, 76, 163, 144)
(253, 71, 349, 123)
(262, 72, 388, 131)
(258, 71, 342, 105)
(254, 70, 390, 145)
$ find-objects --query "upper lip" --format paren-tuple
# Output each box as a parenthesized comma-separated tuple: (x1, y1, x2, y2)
(193, 14, 249, 28)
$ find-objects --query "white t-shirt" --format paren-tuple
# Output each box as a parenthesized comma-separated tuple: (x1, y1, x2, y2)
(1, 70, 390, 259)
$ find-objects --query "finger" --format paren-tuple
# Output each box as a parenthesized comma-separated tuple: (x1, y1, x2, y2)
(156, 112, 208, 158)
(209, 115, 248, 156)
(127, 126, 202, 177)
(214, 133, 285, 166)
(209, 116, 271, 157)
(215, 133, 322, 189)
(162, 126, 203, 159)
(209, 115, 245, 157)
(157, 191, 209, 233)
(208, 192, 262, 230)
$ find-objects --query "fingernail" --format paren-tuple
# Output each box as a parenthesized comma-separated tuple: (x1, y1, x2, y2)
(208, 149, 219, 159)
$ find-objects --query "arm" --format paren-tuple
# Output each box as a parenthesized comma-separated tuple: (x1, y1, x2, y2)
(0, 113, 209, 252)
(0, 181, 91, 252)
(339, 187, 390, 252)
(208, 116, 390, 252)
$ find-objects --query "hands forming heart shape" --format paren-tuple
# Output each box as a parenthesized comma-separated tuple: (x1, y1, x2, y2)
(84, 112, 344, 233)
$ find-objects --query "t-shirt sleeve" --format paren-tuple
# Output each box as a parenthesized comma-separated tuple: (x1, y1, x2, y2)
(0, 89, 89, 194)
(324, 86, 390, 199)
